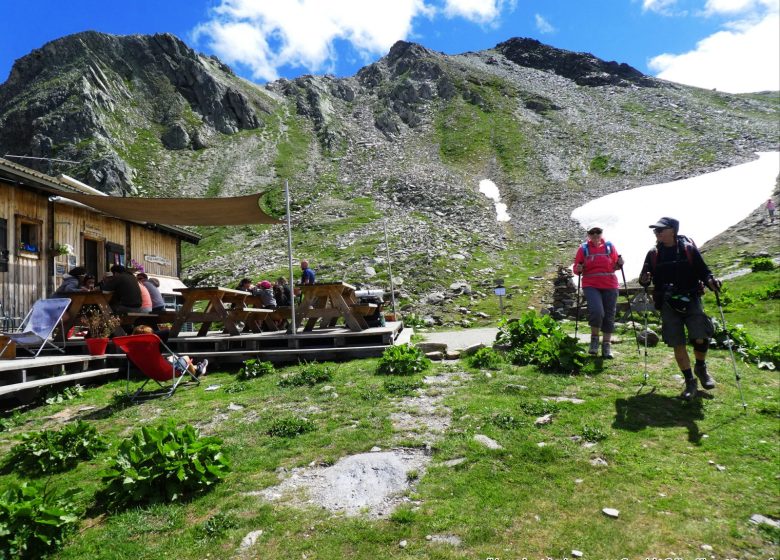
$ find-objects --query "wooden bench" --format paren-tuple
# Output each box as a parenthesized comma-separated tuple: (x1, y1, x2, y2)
(231, 308, 273, 333)
(118, 311, 179, 333)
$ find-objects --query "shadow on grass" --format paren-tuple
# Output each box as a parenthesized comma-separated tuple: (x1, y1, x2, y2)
(612, 391, 705, 444)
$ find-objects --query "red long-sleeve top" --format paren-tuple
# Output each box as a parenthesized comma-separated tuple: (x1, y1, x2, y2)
(573, 240, 620, 289)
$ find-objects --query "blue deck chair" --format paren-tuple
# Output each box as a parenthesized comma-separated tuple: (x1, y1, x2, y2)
(0, 298, 70, 358)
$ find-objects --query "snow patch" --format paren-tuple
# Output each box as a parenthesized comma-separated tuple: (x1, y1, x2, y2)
(479, 179, 511, 222)
(572, 152, 779, 280)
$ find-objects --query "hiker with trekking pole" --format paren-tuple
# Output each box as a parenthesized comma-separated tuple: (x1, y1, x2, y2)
(638, 217, 722, 401)
(573, 225, 624, 359)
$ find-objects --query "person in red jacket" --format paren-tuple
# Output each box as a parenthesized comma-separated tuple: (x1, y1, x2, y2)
(573, 225, 624, 358)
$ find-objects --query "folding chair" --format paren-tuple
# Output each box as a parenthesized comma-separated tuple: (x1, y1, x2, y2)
(113, 333, 201, 401)
(0, 298, 70, 358)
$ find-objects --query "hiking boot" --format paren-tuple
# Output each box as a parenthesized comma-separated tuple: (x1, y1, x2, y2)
(589, 336, 600, 355)
(602, 342, 613, 359)
(694, 362, 715, 389)
(195, 359, 208, 377)
(680, 378, 698, 400)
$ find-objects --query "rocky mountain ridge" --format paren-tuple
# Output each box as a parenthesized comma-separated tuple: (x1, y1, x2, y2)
(1, 32, 777, 321)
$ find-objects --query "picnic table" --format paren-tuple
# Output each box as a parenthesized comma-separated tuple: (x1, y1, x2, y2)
(298, 282, 374, 332)
(170, 287, 272, 337)
(61, 291, 115, 336)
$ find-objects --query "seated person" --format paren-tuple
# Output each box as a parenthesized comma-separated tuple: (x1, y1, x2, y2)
(236, 278, 254, 292)
(137, 276, 153, 313)
(255, 280, 277, 308)
(137, 274, 166, 313)
(82, 274, 97, 291)
(132, 325, 207, 376)
(274, 277, 291, 307)
(102, 264, 143, 314)
(52, 267, 89, 297)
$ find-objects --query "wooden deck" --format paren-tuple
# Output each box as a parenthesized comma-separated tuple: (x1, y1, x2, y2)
(0, 322, 405, 403)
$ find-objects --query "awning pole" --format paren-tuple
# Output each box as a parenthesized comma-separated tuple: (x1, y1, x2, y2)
(285, 180, 297, 335)
(383, 218, 397, 316)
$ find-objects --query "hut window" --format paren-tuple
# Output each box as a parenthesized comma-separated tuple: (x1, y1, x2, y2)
(16, 217, 41, 255)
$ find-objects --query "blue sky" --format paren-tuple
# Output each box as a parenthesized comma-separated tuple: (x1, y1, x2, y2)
(1, 0, 777, 93)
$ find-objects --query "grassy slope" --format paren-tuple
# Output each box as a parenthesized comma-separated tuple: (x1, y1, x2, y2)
(0, 263, 776, 559)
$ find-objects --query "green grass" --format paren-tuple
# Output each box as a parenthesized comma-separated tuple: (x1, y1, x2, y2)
(3, 259, 776, 559)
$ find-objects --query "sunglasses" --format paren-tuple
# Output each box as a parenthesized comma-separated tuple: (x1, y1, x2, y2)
(587, 230, 602, 235)
(653, 227, 669, 234)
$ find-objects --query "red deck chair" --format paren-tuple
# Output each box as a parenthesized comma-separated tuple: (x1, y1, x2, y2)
(113, 333, 200, 401)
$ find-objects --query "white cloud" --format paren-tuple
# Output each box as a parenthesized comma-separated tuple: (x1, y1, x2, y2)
(704, 0, 776, 15)
(648, 9, 779, 92)
(194, 0, 433, 81)
(642, 0, 678, 14)
(534, 14, 556, 34)
(443, 0, 500, 23)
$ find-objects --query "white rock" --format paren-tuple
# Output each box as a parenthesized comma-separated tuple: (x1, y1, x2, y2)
(750, 514, 780, 528)
(590, 457, 608, 467)
(602, 508, 619, 518)
(473, 434, 503, 449)
(240, 530, 264, 549)
(535, 414, 553, 426)
(537, 442, 547, 447)
(205, 385, 221, 391)
(227, 403, 244, 411)
(365, 266, 377, 277)
(574, 479, 584, 484)
(370, 446, 382, 452)
(715, 464, 726, 471)
(399, 540, 408, 548)
(572, 550, 583, 558)
(442, 457, 467, 467)
(701, 544, 713, 551)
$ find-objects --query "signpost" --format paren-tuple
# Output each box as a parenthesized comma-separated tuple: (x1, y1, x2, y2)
(494, 278, 506, 317)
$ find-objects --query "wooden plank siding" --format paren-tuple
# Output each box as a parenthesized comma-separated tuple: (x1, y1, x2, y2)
(0, 174, 195, 324)
(0, 181, 47, 321)
(129, 224, 179, 277)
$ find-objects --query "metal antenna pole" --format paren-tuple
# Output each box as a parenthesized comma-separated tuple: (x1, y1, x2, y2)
(383, 219, 397, 316)
(285, 180, 296, 335)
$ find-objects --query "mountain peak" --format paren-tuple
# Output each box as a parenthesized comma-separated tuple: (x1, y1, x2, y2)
(495, 37, 655, 87)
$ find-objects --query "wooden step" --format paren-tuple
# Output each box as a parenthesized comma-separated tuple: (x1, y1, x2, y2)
(0, 368, 121, 397)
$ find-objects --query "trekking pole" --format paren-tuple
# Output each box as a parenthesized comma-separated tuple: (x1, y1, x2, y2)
(574, 266, 582, 341)
(619, 261, 641, 356)
(642, 287, 649, 386)
(714, 290, 747, 412)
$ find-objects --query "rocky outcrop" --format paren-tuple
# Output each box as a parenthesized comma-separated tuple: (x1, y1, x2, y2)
(496, 37, 656, 87)
(0, 31, 267, 193)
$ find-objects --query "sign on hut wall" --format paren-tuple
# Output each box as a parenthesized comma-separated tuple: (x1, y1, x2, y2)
(144, 255, 171, 266)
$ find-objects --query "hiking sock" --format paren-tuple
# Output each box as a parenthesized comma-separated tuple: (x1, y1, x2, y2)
(682, 368, 694, 381)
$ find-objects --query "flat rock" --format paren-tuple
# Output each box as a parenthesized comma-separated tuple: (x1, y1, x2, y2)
(426, 534, 462, 546)
(461, 343, 485, 356)
(602, 507, 619, 518)
(442, 457, 466, 468)
(535, 413, 553, 426)
(473, 434, 503, 449)
(416, 342, 447, 353)
(750, 514, 780, 528)
(240, 530, 264, 549)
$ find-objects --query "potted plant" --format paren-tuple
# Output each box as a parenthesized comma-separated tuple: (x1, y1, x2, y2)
(80, 311, 120, 355)
(55, 243, 73, 256)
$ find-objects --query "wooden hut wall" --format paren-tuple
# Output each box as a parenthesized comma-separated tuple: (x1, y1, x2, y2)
(129, 225, 179, 277)
(52, 202, 125, 282)
(0, 181, 49, 321)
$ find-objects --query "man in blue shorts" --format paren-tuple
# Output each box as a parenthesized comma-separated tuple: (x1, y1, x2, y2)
(639, 217, 721, 400)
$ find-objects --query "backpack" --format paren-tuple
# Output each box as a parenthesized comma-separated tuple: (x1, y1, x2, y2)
(648, 235, 696, 273)
(581, 241, 613, 258)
